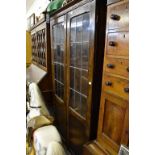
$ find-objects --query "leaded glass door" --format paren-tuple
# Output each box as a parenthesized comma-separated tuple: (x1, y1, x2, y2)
(50, 15, 67, 138)
(52, 17, 65, 102)
(67, 2, 95, 153)
(68, 6, 92, 120)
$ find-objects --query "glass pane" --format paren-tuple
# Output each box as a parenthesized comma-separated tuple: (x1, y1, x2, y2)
(59, 83, 64, 99)
(55, 81, 64, 100)
(54, 64, 64, 84)
(71, 18, 76, 42)
(57, 82, 61, 98)
(81, 70, 88, 96)
(74, 69, 81, 92)
(70, 90, 80, 110)
(76, 43, 82, 68)
(53, 24, 64, 63)
(54, 64, 58, 80)
(60, 44, 64, 63)
(70, 67, 75, 89)
(56, 45, 61, 62)
(81, 96, 87, 117)
(70, 68, 88, 96)
(83, 13, 90, 42)
(70, 89, 75, 108)
(54, 25, 59, 43)
(55, 80, 59, 96)
(60, 23, 65, 43)
(70, 43, 76, 66)
(76, 16, 83, 42)
(58, 24, 61, 44)
(53, 26, 57, 43)
(82, 43, 89, 70)
(54, 49, 57, 62)
(69, 89, 87, 118)
(59, 64, 64, 83)
(74, 92, 81, 112)
(53, 22, 65, 101)
(69, 13, 90, 118)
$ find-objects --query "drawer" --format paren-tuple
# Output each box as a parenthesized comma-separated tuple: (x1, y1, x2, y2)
(105, 57, 129, 78)
(107, 1, 128, 30)
(107, 32, 129, 57)
(103, 74, 129, 100)
(107, 0, 123, 5)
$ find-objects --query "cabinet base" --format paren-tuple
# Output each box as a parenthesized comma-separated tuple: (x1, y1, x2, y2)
(83, 140, 109, 155)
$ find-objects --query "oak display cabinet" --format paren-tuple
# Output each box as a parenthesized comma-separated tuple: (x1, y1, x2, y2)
(50, 0, 107, 154)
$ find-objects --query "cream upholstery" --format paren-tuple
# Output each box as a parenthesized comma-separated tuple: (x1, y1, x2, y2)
(33, 125, 63, 155)
(27, 108, 41, 123)
(26, 83, 66, 155)
(27, 82, 49, 122)
(46, 141, 66, 155)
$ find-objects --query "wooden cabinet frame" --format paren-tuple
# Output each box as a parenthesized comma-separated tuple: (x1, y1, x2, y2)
(50, 0, 107, 154)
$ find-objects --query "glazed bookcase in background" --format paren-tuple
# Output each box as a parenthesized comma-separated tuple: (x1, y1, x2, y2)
(27, 19, 52, 100)
(31, 22, 48, 71)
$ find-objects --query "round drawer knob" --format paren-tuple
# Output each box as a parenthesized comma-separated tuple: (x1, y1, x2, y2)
(105, 81, 112, 86)
(110, 14, 120, 20)
(88, 82, 92, 85)
(126, 67, 129, 72)
(109, 41, 116, 46)
(124, 87, 129, 93)
(107, 64, 115, 68)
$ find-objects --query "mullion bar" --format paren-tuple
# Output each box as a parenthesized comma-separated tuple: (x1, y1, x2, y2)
(73, 17, 77, 108)
(70, 87, 87, 99)
(55, 79, 64, 86)
(70, 66, 88, 72)
(70, 41, 89, 44)
(79, 15, 84, 112)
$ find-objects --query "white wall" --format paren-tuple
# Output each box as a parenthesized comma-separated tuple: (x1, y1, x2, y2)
(26, 0, 50, 18)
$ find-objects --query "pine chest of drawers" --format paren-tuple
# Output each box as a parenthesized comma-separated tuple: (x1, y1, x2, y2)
(83, 0, 129, 154)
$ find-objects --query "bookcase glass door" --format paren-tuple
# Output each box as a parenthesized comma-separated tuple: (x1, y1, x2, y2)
(36, 29, 46, 67)
(52, 22, 65, 101)
(31, 28, 46, 68)
(32, 33, 37, 62)
(69, 13, 90, 118)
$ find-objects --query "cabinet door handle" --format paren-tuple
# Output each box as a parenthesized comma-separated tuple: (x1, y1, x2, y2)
(124, 87, 129, 93)
(88, 81, 92, 85)
(107, 64, 115, 68)
(105, 81, 112, 86)
(109, 41, 116, 46)
(110, 14, 120, 20)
